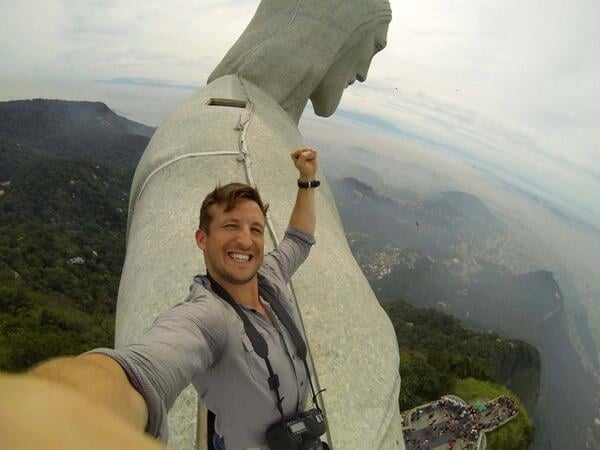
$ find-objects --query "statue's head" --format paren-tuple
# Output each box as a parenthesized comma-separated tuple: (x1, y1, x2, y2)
(208, 0, 392, 123)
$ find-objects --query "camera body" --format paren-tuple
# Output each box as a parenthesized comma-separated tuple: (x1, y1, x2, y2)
(266, 408, 328, 450)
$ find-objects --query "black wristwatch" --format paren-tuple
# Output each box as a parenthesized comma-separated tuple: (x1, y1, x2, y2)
(298, 179, 321, 188)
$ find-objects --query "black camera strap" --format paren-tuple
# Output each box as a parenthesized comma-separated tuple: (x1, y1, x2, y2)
(258, 276, 325, 416)
(205, 273, 324, 419)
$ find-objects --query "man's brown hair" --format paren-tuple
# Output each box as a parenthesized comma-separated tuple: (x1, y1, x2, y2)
(199, 182, 269, 233)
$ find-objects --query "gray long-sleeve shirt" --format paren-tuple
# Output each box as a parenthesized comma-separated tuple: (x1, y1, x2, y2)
(86, 227, 315, 450)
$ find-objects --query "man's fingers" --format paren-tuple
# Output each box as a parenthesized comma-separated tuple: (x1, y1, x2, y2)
(302, 150, 316, 160)
(292, 150, 305, 161)
(291, 148, 317, 161)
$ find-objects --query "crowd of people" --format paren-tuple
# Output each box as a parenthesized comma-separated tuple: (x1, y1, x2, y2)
(479, 396, 519, 431)
(403, 396, 519, 449)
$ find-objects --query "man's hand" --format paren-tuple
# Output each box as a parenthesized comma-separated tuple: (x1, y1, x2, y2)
(291, 148, 318, 181)
(288, 148, 318, 235)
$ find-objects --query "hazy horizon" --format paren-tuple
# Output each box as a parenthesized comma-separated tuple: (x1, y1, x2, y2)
(1, 0, 598, 230)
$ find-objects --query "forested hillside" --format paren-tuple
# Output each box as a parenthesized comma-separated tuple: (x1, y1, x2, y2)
(0, 99, 152, 167)
(0, 100, 150, 371)
(384, 299, 539, 412)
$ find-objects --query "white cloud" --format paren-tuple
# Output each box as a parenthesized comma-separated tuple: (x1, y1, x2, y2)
(0, 0, 256, 81)
(0, 0, 65, 78)
(342, 0, 600, 221)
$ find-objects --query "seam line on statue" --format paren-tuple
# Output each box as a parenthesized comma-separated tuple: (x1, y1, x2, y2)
(235, 79, 281, 249)
(137, 151, 240, 201)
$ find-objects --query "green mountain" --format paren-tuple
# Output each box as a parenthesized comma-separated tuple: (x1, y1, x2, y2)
(0, 99, 153, 172)
(387, 300, 538, 449)
(384, 299, 539, 414)
(0, 99, 150, 371)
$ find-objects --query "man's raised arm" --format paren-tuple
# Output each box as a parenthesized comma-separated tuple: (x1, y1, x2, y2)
(289, 148, 318, 235)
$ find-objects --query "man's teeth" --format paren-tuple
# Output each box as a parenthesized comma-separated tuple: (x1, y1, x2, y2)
(230, 253, 250, 262)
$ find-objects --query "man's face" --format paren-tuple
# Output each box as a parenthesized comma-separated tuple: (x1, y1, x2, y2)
(195, 199, 266, 286)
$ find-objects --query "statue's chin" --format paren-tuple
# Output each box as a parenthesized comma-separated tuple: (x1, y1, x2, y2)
(310, 92, 343, 118)
(313, 106, 335, 118)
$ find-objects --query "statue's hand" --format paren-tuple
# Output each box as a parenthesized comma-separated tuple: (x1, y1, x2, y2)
(291, 148, 318, 181)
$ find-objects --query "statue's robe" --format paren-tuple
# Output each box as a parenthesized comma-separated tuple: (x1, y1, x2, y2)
(117, 75, 404, 449)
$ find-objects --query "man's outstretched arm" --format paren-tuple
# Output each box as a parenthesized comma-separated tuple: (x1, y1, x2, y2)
(289, 148, 318, 235)
(0, 355, 160, 450)
(28, 353, 149, 429)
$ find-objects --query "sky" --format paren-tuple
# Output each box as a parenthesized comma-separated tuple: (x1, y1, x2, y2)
(1, 0, 599, 236)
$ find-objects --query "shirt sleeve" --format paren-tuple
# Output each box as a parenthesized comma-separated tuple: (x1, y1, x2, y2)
(83, 298, 227, 444)
(262, 227, 315, 285)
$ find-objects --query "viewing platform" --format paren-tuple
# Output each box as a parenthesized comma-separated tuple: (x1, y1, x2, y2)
(401, 395, 519, 449)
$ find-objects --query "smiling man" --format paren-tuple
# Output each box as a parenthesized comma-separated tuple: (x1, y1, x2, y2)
(187, 148, 318, 449)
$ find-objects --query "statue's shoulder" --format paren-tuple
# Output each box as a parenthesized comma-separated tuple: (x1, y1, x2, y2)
(143, 75, 299, 158)
(129, 74, 303, 214)
(187, 75, 249, 108)
(188, 75, 298, 131)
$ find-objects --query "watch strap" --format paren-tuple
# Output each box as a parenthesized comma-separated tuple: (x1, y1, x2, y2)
(297, 179, 320, 188)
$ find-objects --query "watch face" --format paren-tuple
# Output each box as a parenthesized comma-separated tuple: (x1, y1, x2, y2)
(290, 421, 307, 434)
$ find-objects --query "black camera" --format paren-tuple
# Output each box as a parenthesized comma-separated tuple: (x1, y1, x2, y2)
(266, 408, 329, 450)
